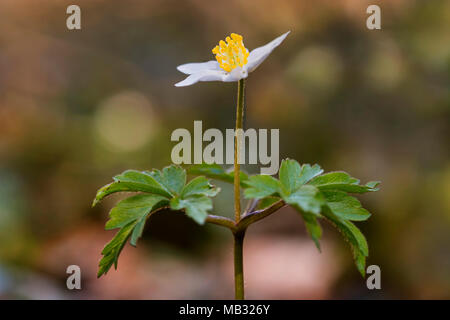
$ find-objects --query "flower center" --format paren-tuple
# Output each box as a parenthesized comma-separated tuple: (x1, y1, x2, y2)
(212, 33, 249, 72)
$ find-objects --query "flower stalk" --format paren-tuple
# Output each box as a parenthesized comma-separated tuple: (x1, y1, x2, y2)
(233, 230, 245, 300)
(233, 78, 246, 299)
(234, 79, 245, 222)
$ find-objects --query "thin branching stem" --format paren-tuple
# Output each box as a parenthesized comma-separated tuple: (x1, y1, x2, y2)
(205, 214, 236, 231)
(237, 200, 286, 231)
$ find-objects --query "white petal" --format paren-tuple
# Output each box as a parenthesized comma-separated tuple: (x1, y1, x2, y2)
(175, 69, 227, 87)
(177, 61, 221, 75)
(246, 31, 290, 73)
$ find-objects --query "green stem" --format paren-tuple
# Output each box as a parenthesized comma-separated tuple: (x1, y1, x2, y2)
(205, 214, 236, 231)
(234, 79, 245, 222)
(234, 78, 245, 299)
(234, 230, 245, 300)
(238, 200, 286, 230)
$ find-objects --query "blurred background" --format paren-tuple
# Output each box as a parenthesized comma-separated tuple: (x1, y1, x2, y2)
(0, 0, 449, 299)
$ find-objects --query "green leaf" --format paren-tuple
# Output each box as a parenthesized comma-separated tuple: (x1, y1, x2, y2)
(128, 198, 168, 246)
(298, 164, 323, 186)
(254, 196, 281, 210)
(161, 165, 186, 195)
(98, 194, 169, 277)
(244, 175, 281, 200)
(97, 221, 136, 278)
(146, 165, 186, 196)
(283, 185, 324, 215)
(130, 215, 148, 247)
(323, 190, 371, 221)
(171, 172, 220, 225)
(93, 170, 172, 206)
(354, 250, 366, 278)
(309, 171, 358, 186)
(105, 194, 168, 230)
(327, 212, 369, 257)
(309, 171, 378, 193)
(322, 208, 369, 277)
(187, 163, 249, 187)
(279, 159, 302, 194)
(299, 211, 322, 251)
(170, 195, 212, 225)
(96, 164, 222, 277)
(365, 181, 381, 190)
(181, 176, 220, 198)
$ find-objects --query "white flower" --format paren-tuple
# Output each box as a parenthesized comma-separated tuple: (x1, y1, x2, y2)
(175, 31, 290, 87)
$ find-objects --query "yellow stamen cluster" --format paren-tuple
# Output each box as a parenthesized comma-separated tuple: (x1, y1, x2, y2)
(212, 33, 249, 72)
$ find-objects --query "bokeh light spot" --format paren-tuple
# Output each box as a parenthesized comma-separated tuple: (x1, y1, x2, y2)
(94, 91, 157, 152)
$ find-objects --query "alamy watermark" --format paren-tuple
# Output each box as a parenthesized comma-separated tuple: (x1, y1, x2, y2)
(66, 4, 379, 32)
(171, 121, 279, 175)
(366, 5, 381, 30)
(66, 265, 81, 290)
(66, 5, 81, 30)
(366, 264, 381, 290)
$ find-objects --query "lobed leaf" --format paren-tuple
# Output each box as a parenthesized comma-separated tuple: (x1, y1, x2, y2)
(97, 194, 169, 277)
(322, 208, 369, 276)
(144, 165, 187, 196)
(279, 159, 302, 195)
(130, 214, 150, 247)
(309, 171, 378, 193)
(93, 170, 172, 206)
(297, 163, 324, 186)
(244, 175, 281, 200)
(170, 195, 213, 225)
(299, 211, 322, 251)
(161, 165, 186, 195)
(105, 194, 168, 230)
(283, 185, 325, 215)
(238, 158, 379, 276)
(323, 190, 371, 221)
(96, 164, 221, 277)
(97, 221, 136, 278)
(181, 176, 220, 198)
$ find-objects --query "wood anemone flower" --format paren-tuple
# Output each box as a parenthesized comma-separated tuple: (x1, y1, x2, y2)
(175, 31, 290, 87)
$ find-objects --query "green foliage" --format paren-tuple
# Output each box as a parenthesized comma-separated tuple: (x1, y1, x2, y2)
(93, 170, 173, 206)
(93, 165, 219, 277)
(309, 171, 380, 193)
(94, 160, 379, 278)
(300, 211, 322, 251)
(322, 190, 371, 221)
(181, 176, 220, 198)
(187, 163, 249, 187)
(283, 185, 324, 215)
(105, 194, 168, 231)
(146, 165, 186, 195)
(244, 175, 280, 199)
(279, 159, 302, 194)
(97, 221, 136, 278)
(170, 195, 213, 225)
(243, 158, 379, 276)
(254, 196, 280, 210)
(321, 207, 369, 276)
